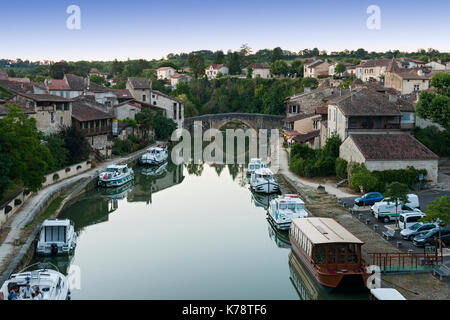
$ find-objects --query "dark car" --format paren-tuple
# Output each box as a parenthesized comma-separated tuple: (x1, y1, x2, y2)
(354, 192, 383, 206)
(413, 227, 450, 247)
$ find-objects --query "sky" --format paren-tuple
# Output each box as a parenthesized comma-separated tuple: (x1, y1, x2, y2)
(0, 0, 449, 61)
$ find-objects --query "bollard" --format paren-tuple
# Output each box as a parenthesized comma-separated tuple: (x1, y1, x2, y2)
(366, 219, 371, 225)
(358, 214, 363, 220)
(14, 238, 20, 246)
(373, 224, 378, 231)
(397, 241, 402, 248)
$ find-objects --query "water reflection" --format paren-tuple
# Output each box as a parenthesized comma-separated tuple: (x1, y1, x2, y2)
(251, 192, 278, 210)
(267, 220, 291, 249)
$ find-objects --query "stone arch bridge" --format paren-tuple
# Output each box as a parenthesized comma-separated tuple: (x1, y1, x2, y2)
(183, 113, 284, 132)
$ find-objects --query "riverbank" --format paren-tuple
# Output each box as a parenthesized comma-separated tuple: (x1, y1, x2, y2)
(0, 143, 157, 281)
(277, 145, 450, 300)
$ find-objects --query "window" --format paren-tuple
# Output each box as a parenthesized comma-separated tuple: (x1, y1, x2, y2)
(65, 91, 70, 98)
(44, 226, 66, 242)
(328, 244, 336, 264)
(315, 245, 326, 264)
(64, 104, 70, 111)
(347, 244, 358, 264)
(142, 94, 146, 102)
(51, 112, 55, 123)
(414, 85, 420, 92)
(60, 116, 63, 125)
(402, 113, 411, 121)
(337, 244, 346, 264)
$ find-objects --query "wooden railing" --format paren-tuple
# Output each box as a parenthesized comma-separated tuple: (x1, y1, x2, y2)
(368, 251, 443, 273)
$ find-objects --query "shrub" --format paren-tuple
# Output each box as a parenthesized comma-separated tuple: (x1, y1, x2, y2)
(413, 126, 450, 157)
(14, 199, 22, 206)
(335, 158, 348, 180)
(53, 174, 59, 181)
(76, 165, 82, 170)
(351, 167, 379, 193)
(65, 167, 71, 173)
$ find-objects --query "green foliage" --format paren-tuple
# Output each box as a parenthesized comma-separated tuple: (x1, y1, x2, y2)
(271, 47, 283, 63)
(413, 126, 450, 156)
(49, 61, 73, 79)
(89, 75, 107, 85)
(0, 142, 12, 200)
(228, 52, 241, 75)
(384, 182, 410, 215)
(301, 77, 319, 89)
(213, 51, 225, 64)
(152, 111, 177, 140)
(60, 126, 91, 164)
(335, 158, 348, 180)
(188, 53, 205, 79)
(290, 60, 304, 77)
(421, 196, 450, 227)
(350, 166, 379, 193)
(416, 73, 450, 129)
(322, 133, 341, 159)
(270, 60, 289, 76)
(42, 134, 68, 173)
(0, 104, 52, 192)
(334, 63, 346, 75)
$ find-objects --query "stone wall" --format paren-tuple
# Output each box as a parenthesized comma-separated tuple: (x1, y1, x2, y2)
(42, 160, 92, 188)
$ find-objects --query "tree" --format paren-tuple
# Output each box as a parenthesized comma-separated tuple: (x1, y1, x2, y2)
(0, 136, 12, 200)
(246, 68, 253, 79)
(271, 47, 282, 63)
(228, 52, 241, 75)
(152, 111, 177, 140)
(334, 63, 346, 76)
(270, 60, 288, 76)
(416, 83, 450, 129)
(301, 77, 319, 89)
(420, 196, 450, 250)
(49, 61, 73, 79)
(42, 134, 68, 172)
(89, 75, 106, 85)
(0, 104, 53, 192)
(384, 182, 410, 224)
(110, 59, 124, 76)
(213, 51, 225, 64)
(60, 126, 91, 164)
(188, 53, 205, 79)
(290, 60, 303, 77)
(322, 133, 342, 159)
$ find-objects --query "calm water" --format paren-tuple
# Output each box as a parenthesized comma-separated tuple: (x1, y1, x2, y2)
(33, 160, 368, 300)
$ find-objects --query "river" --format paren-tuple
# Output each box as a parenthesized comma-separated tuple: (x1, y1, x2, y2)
(32, 159, 368, 300)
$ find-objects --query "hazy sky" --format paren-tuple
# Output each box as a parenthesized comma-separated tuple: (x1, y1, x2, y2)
(1, 0, 449, 61)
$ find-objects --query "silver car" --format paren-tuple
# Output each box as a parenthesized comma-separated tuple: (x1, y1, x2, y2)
(400, 223, 439, 241)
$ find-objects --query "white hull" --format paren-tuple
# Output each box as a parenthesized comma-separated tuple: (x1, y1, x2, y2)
(36, 237, 76, 255)
(98, 171, 134, 188)
(251, 181, 279, 194)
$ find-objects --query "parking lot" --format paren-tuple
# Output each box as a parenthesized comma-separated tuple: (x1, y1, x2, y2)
(338, 189, 450, 256)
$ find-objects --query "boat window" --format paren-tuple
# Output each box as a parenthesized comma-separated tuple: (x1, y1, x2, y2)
(250, 165, 254, 170)
(348, 244, 358, 264)
(280, 204, 287, 210)
(288, 203, 296, 210)
(296, 203, 304, 210)
(328, 244, 336, 264)
(337, 244, 346, 264)
(44, 226, 66, 242)
(106, 168, 118, 173)
(315, 245, 326, 264)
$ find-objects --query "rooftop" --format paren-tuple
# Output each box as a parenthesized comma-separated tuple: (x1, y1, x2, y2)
(291, 217, 364, 245)
(17, 92, 72, 102)
(72, 101, 113, 122)
(349, 134, 439, 161)
(127, 77, 152, 89)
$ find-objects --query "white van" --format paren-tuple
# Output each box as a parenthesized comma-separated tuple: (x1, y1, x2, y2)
(383, 194, 420, 209)
(371, 201, 423, 223)
(399, 212, 426, 230)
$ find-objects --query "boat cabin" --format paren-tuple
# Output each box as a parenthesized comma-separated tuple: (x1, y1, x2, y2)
(273, 194, 305, 212)
(39, 219, 71, 244)
(289, 217, 368, 289)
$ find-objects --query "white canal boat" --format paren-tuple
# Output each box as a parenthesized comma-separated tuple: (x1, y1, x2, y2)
(268, 194, 309, 230)
(247, 158, 263, 175)
(139, 146, 168, 165)
(36, 219, 77, 255)
(98, 164, 134, 188)
(249, 168, 279, 194)
(0, 264, 70, 300)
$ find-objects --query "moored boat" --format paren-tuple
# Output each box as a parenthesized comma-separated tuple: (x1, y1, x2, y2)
(98, 164, 134, 188)
(36, 219, 77, 256)
(289, 217, 369, 291)
(247, 158, 263, 175)
(139, 146, 168, 166)
(0, 264, 70, 300)
(249, 168, 279, 194)
(267, 194, 309, 230)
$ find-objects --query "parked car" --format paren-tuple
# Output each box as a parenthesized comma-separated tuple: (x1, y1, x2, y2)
(384, 194, 420, 209)
(372, 201, 422, 223)
(399, 212, 426, 230)
(413, 228, 450, 247)
(354, 192, 383, 206)
(400, 223, 439, 241)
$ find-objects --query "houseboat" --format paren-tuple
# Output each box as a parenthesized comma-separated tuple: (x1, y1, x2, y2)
(98, 164, 134, 188)
(247, 158, 263, 175)
(139, 146, 168, 166)
(249, 168, 279, 194)
(289, 217, 369, 291)
(0, 264, 70, 300)
(36, 219, 77, 256)
(267, 194, 309, 230)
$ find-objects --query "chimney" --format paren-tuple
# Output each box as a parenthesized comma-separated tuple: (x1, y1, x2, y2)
(389, 94, 398, 103)
(350, 92, 356, 102)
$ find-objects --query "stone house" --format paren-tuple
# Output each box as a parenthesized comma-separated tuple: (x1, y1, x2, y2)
(425, 61, 450, 71)
(244, 64, 272, 79)
(157, 67, 176, 80)
(205, 64, 229, 79)
(126, 77, 152, 103)
(113, 89, 134, 104)
(303, 60, 330, 78)
(71, 101, 113, 158)
(326, 88, 414, 141)
(356, 59, 391, 82)
(339, 134, 439, 182)
(285, 87, 342, 116)
(384, 60, 432, 94)
(328, 62, 355, 76)
(11, 92, 72, 135)
(114, 100, 142, 120)
(170, 73, 191, 88)
(150, 90, 184, 128)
